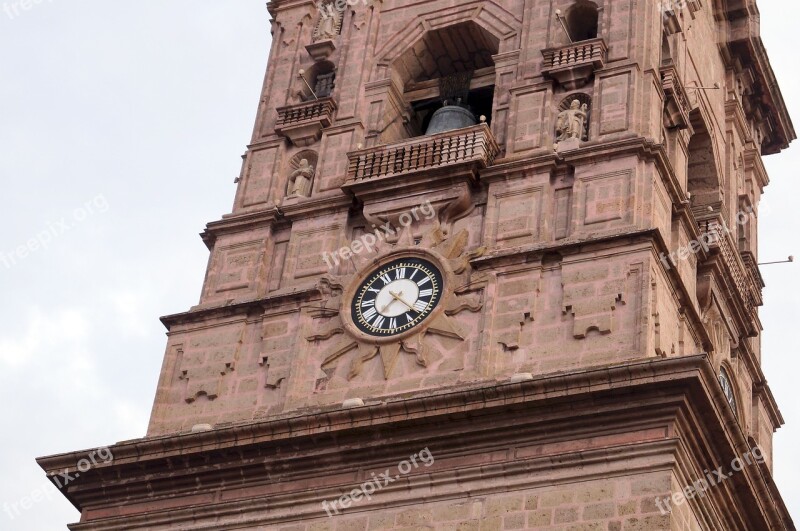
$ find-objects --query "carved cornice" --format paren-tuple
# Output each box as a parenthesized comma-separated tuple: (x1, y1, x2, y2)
(754, 379, 786, 430)
(279, 189, 353, 221)
(266, 0, 317, 18)
(486, 135, 691, 212)
(720, 6, 796, 154)
(742, 146, 769, 190)
(37, 355, 793, 530)
(725, 99, 753, 146)
(201, 207, 282, 250)
(159, 282, 323, 330)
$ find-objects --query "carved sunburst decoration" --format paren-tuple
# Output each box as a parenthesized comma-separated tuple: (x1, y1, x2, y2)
(306, 225, 484, 383)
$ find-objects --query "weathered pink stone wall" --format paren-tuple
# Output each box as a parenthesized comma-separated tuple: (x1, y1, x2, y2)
(143, 3, 791, 528)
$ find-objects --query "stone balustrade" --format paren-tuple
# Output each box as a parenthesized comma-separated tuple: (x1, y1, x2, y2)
(541, 38, 607, 89)
(700, 218, 762, 311)
(660, 64, 692, 130)
(275, 98, 337, 147)
(346, 124, 499, 183)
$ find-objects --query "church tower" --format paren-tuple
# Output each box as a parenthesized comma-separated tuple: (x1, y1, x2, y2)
(39, 0, 796, 529)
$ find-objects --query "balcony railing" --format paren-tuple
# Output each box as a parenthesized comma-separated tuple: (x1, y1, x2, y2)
(660, 64, 691, 130)
(275, 98, 336, 147)
(740, 251, 765, 306)
(346, 124, 499, 183)
(541, 38, 607, 90)
(700, 220, 761, 310)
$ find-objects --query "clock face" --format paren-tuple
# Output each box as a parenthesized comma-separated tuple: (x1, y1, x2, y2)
(351, 257, 444, 337)
(718, 368, 737, 416)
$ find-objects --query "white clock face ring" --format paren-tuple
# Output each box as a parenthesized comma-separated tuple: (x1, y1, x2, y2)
(373, 279, 422, 318)
(351, 257, 444, 338)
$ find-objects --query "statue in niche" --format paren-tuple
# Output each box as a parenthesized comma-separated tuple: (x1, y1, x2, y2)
(314, 3, 342, 41)
(287, 158, 315, 198)
(556, 99, 589, 142)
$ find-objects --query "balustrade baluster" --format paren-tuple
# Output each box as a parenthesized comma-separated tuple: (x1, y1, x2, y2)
(369, 153, 377, 178)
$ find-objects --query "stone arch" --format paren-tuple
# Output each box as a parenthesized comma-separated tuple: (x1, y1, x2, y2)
(564, 0, 599, 42)
(298, 60, 336, 100)
(383, 20, 503, 139)
(289, 149, 319, 170)
(687, 108, 723, 209)
(661, 33, 673, 65)
(364, 5, 520, 144)
(372, 3, 520, 80)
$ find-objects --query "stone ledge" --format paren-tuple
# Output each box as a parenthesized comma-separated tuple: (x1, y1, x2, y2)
(38, 353, 792, 530)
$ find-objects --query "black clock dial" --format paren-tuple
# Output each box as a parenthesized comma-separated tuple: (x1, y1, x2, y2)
(718, 368, 737, 416)
(351, 257, 443, 337)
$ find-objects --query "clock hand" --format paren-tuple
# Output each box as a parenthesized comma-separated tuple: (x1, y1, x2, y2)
(380, 290, 403, 314)
(390, 290, 416, 312)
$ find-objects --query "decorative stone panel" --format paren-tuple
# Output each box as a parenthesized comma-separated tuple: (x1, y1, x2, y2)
(178, 324, 246, 403)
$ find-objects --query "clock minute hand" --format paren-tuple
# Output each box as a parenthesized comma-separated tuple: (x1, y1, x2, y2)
(390, 290, 416, 312)
(380, 290, 403, 314)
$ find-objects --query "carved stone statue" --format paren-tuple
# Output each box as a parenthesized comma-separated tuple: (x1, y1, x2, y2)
(314, 3, 341, 41)
(556, 99, 589, 142)
(287, 159, 315, 197)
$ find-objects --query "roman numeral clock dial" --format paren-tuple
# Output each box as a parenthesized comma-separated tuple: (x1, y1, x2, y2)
(351, 257, 444, 337)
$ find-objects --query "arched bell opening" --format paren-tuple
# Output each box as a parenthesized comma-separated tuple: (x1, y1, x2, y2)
(661, 33, 673, 66)
(564, 1, 599, 42)
(687, 110, 724, 211)
(390, 21, 499, 140)
(298, 60, 336, 101)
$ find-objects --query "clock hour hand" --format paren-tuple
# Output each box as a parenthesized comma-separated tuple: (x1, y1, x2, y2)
(380, 290, 403, 314)
(389, 290, 416, 312)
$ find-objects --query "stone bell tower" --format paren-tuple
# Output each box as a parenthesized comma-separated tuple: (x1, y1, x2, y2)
(39, 0, 796, 529)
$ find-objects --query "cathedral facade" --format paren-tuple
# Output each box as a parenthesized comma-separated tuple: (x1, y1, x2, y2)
(39, 0, 796, 529)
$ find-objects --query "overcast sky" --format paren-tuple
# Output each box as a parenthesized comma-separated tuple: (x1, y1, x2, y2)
(0, 2, 797, 529)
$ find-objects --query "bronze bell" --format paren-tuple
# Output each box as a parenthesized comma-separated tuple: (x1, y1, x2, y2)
(424, 103, 477, 135)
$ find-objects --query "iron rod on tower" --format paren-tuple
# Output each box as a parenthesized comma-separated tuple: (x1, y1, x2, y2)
(297, 69, 319, 100)
(554, 10, 573, 43)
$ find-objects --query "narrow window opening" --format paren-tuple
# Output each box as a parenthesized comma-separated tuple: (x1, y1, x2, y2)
(565, 1, 599, 42)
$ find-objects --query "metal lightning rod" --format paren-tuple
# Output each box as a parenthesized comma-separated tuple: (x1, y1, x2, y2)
(554, 10, 573, 44)
(758, 256, 794, 266)
(297, 69, 319, 101)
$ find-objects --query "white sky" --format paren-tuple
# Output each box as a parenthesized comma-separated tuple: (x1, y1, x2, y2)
(0, 2, 797, 529)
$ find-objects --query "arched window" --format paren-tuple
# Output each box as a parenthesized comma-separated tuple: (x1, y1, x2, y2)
(687, 111, 723, 208)
(565, 1, 599, 42)
(299, 60, 336, 101)
(390, 21, 499, 140)
(661, 33, 673, 66)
